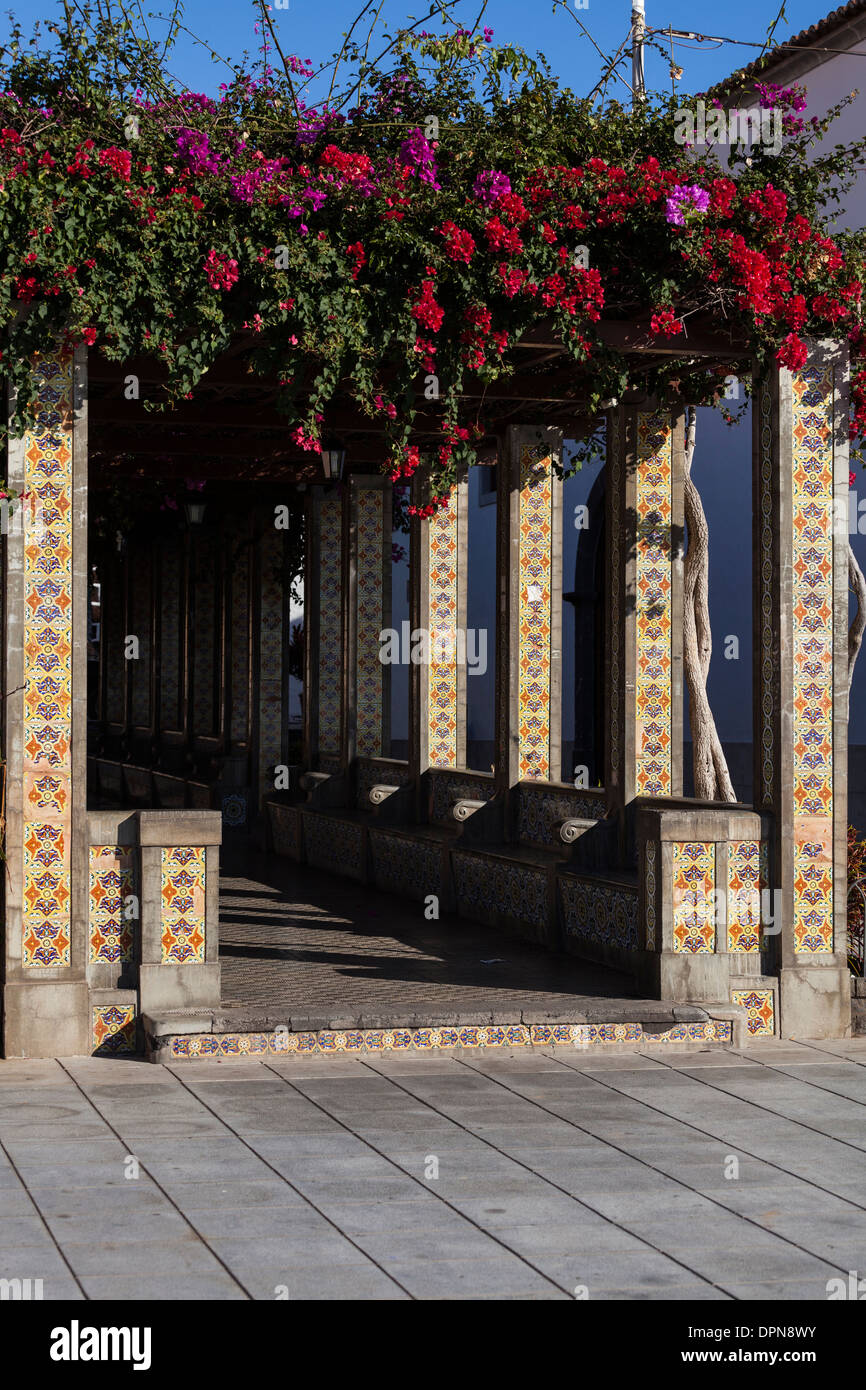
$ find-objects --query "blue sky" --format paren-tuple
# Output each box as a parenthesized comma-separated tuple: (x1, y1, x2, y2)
(4, 0, 860, 102)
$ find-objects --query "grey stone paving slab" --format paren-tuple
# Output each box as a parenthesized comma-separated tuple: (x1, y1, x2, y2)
(5, 1159, 144, 1190)
(227, 1264, 410, 1300)
(463, 1208, 653, 1256)
(347, 1224, 523, 1265)
(27, 1183, 172, 1217)
(43, 1209, 199, 1247)
(284, 1174, 430, 1203)
(0, 1244, 84, 1286)
(204, 1231, 383, 1275)
(374, 1254, 566, 1299)
(0, 1214, 61, 1247)
(516, 1247, 729, 1296)
(162, 1179, 308, 1212)
(80, 1274, 248, 1300)
(60, 1237, 238, 1280)
(310, 1196, 481, 1238)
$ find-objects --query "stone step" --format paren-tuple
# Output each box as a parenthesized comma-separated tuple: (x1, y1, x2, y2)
(143, 1001, 747, 1063)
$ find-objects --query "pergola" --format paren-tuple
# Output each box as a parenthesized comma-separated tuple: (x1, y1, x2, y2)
(0, 316, 851, 1058)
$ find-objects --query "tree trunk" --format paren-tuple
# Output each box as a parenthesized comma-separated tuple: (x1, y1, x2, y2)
(682, 407, 737, 802)
(850, 542, 866, 716)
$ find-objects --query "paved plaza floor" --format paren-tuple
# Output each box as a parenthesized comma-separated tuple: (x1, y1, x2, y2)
(217, 854, 668, 1026)
(3, 1038, 866, 1300)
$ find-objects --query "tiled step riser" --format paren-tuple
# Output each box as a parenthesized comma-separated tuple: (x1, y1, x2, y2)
(148, 1017, 738, 1062)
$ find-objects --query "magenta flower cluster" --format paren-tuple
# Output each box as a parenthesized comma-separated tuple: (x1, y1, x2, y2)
(472, 168, 511, 206)
(665, 183, 710, 226)
(399, 128, 439, 187)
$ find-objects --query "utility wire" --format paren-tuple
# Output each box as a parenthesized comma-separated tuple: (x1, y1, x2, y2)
(649, 27, 866, 61)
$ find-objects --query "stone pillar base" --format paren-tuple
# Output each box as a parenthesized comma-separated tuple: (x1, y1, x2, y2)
(4, 981, 90, 1058)
(641, 951, 733, 1005)
(779, 966, 851, 1040)
(139, 963, 221, 1014)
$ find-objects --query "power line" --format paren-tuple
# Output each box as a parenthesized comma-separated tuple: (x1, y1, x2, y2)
(650, 27, 866, 61)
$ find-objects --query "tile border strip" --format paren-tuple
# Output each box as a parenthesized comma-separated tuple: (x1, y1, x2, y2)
(164, 1019, 733, 1059)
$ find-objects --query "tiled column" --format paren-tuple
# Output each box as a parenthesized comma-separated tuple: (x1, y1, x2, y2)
(606, 401, 685, 853)
(103, 550, 127, 732)
(257, 523, 284, 797)
(229, 532, 252, 748)
(347, 476, 391, 760)
(159, 537, 183, 733)
(138, 810, 222, 1014)
(3, 347, 89, 1056)
(304, 486, 346, 772)
(412, 464, 469, 773)
(129, 543, 154, 739)
(498, 426, 563, 788)
(191, 532, 217, 738)
(753, 341, 851, 1037)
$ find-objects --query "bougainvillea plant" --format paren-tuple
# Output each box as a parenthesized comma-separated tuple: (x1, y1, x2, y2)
(1, 4, 866, 505)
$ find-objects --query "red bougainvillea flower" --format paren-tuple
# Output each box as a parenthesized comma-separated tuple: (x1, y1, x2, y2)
(650, 307, 682, 336)
(291, 424, 320, 452)
(346, 240, 366, 279)
(411, 278, 444, 333)
(776, 332, 809, 371)
(203, 249, 239, 290)
(319, 144, 374, 185)
(438, 220, 475, 263)
(98, 146, 132, 181)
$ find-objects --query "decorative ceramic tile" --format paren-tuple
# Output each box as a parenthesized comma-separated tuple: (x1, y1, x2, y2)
(369, 831, 444, 902)
(727, 839, 764, 953)
(258, 527, 284, 793)
(517, 447, 554, 779)
(757, 384, 775, 807)
(560, 876, 639, 951)
(167, 1017, 733, 1059)
(92, 1004, 137, 1055)
(22, 354, 73, 968)
(452, 851, 548, 930)
(317, 490, 343, 760)
(608, 410, 623, 777)
(230, 541, 250, 743)
(516, 784, 604, 847)
(427, 487, 459, 767)
(89, 845, 136, 964)
(635, 412, 673, 796)
(160, 846, 206, 964)
(672, 841, 715, 953)
(791, 365, 835, 953)
(160, 541, 181, 729)
(221, 793, 247, 828)
(731, 987, 775, 1037)
(303, 813, 364, 877)
(130, 546, 152, 726)
(356, 487, 385, 757)
(192, 536, 216, 736)
(269, 804, 303, 858)
(498, 860, 548, 929)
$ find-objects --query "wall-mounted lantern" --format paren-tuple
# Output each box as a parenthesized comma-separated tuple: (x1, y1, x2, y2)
(320, 444, 346, 483)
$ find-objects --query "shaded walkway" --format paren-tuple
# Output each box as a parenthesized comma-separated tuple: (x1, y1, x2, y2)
(217, 853, 681, 1029)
